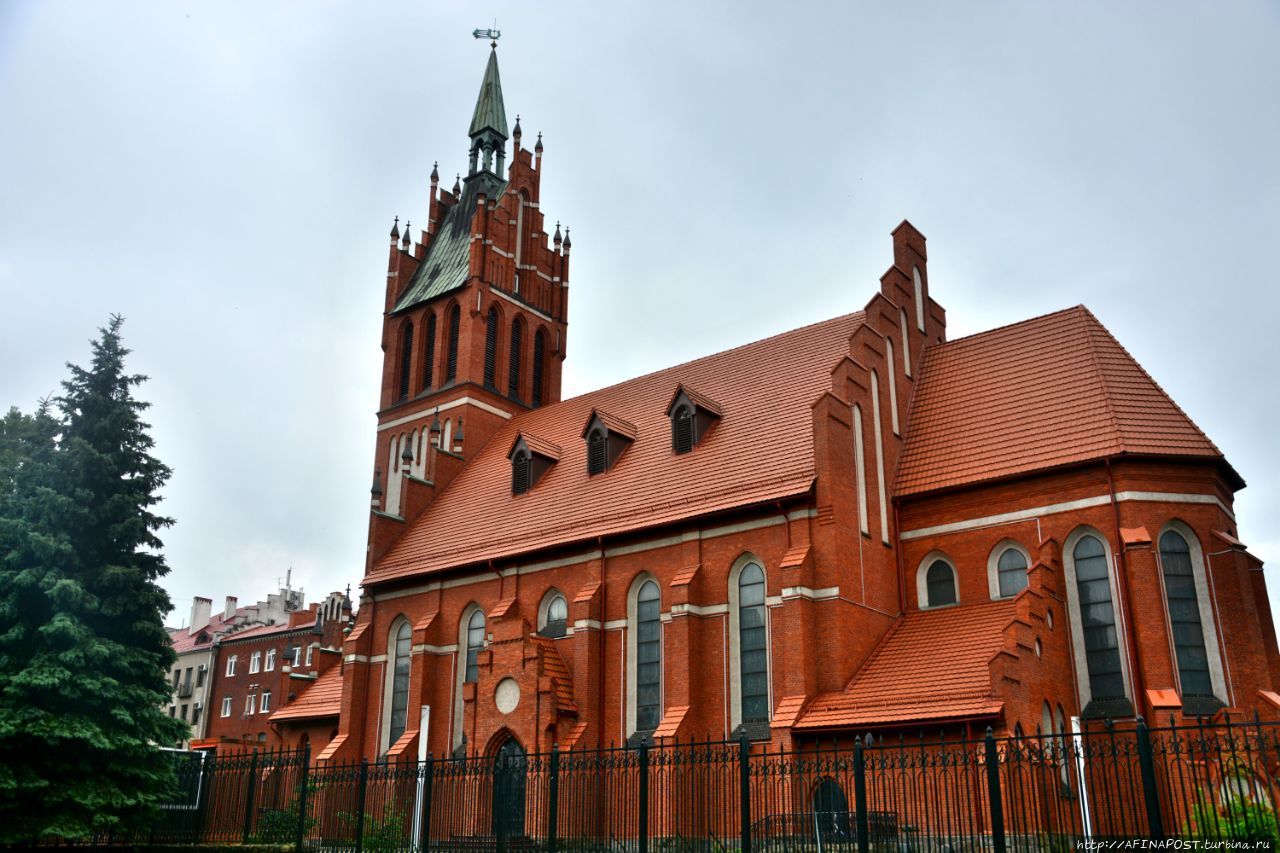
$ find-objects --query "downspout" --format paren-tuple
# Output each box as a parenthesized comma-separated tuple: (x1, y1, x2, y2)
(1105, 459, 1146, 710)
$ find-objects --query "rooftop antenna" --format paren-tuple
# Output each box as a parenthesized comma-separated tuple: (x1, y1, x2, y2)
(472, 21, 501, 47)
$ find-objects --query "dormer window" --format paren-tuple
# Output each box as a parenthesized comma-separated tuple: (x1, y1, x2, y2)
(508, 433, 560, 495)
(581, 410, 636, 476)
(666, 385, 722, 455)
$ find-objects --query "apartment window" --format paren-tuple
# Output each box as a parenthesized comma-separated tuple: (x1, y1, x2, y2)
(465, 609, 485, 683)
(221, 697, 232, 718)
(292, 646, 301, 668)
(265, 649, 276, 671)
(192, 705, 201, 727)
(260, 691, 271, 714)
(226, 655, 237, 677)
(245, 695, 256, 716)
(180, 704, 189, 721)
(169, 706, 176, 717)
(249, 651, 261, 674)
(306, 645, 313, 667)
(196, 665, 206, 687)
(172, 669, 181, 689)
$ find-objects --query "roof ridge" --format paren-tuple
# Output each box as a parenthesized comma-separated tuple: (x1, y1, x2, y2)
(939, 304, 1086, 349)
(1076, 306, 1125, 447)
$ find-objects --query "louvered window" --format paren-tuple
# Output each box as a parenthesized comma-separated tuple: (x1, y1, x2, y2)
(738, 563, 769, 722)
(1074, 535, 1125, 700)
(672, 406, 694, 454)
(587, 430, 607, 476)
(925, 560, 957, 607)
(635, 580, 662, 732)
(445, 305, 460, 383)
(1159, 530, 1213, 697)
(422, 312, 436, 391)
(508, 320, 524, 399)
(997, 548, 1029, 597)
(531, 330, 546, 408)
(512, 452, 531, 495)
(483, 307, 499, 389)
(397, 323, 414, 401)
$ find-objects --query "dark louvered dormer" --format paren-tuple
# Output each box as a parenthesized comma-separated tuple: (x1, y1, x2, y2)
(666, 385, 722, 454)
(508, 433, 560, 495)
(581, 409, 636, 476)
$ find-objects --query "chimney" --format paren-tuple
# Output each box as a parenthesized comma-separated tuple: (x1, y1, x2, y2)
(189, 597, 212, 635)
(224, 595, 238, 621)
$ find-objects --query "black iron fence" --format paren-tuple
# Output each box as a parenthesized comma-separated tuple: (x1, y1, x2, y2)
(58, 717, 1280, 851)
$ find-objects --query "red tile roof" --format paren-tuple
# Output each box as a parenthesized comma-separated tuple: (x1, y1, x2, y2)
(370, 312, 866, 583)
(167, 609, 252, 654)
(270, 666, 343, 722)
(795, 600, 1016, 729)
(535, 637, 577, 714)
(216, 618, 316, 644)
(896, 306, 1233, 497)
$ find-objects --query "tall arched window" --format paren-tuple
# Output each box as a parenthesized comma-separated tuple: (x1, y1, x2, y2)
(508, 318, 524, 399)
(422, 312, 437, 391)
(869, 371, 889, 544)
(631, 578, 662, 736)
(1072, 534, 1126, 704)
(913, 266, 925, 331)
(738, 563, 769, 724)
(899, 309, 912, 377)
(445, 304, 461, 384)
(397, 322, 414, 401)
(465, 609, 485, 683)
(885, 338, 900, 435)
(483, 307, 499, 389)
(1159, 530, 1213, 697)
(925, 559, 958, 607)
(531, 329, 546, 408)
(386, 620, 411, 749)
(852, 404, 868, 535)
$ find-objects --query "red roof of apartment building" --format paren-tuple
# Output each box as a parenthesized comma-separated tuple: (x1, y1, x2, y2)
(269, 666, 343, 722)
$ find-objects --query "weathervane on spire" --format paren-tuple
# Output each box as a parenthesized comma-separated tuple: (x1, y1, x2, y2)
(472, 22, 501, 48)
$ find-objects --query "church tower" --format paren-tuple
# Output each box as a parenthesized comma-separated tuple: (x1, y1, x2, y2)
(370, 45, 571, 545)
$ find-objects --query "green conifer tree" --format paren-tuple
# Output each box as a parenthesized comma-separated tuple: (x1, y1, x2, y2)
(0, 316, 187, 843)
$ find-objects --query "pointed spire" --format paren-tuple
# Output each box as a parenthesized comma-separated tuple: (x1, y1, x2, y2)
(401, 220, 411, 249)
(469, 46, 509, 140)
(390, 215, 400, 241)
(553, 221, 562, 246)
(513, 114, 522, 144)
(452, 174, 461, 196)
(430, 161, 439, 182)
(401, 439, 414, 467)
(534, 132, 544, 154)
(563, 227, 571, 250)
(371, 467, 383, 499)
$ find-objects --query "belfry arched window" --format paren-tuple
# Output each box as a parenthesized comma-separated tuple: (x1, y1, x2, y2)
(1159, 529, 1214, 697)
(397, 322, 414, 401)
(531, 329, 547, 408)
(508, 318, 524, 400)
(422, 312, 437, 391)
(445, 304, 461, 384)
(386, 619, 411, 749)
(483, 307, 499, 389)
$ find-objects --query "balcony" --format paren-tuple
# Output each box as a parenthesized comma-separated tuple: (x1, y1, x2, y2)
(176, 682, 193, 699)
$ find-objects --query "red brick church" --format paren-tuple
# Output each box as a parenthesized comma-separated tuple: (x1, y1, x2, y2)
(304, 47, 1280, 764)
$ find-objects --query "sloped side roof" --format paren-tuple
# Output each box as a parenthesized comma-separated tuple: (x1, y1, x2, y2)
(269, 666, 343, 722)
(896, 306, 1229, 497)
(796, 600, 1015, 729)
(535, 637, 577, 715)
(369, 312, 866, 582)
(393, 180, 506, 314)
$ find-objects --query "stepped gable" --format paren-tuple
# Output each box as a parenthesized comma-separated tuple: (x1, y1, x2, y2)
(269, 666, 343, 722)
(369, 311, 865, 582)
(796, 600, 1016, 729)
(895, 305, 1233, 497)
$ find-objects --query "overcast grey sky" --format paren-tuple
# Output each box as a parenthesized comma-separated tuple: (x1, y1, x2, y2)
(1, 1, 1277, 625)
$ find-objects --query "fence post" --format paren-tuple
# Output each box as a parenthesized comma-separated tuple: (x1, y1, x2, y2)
(547, 745, 559, 853)
(1135, 717, 1165, 840)
(194, 751, 213, 844)
(354, 758, 369, 853)
(854, 737, 869, 853)
(984, 728, 1006, 853)
(739, 733, 752, 853)
(638, 738, 650, 853)
(495, 750, 509, 853)
(242, 750, 260, 844)
(295, 744, 311, 853)
(420, 753, 435, 852)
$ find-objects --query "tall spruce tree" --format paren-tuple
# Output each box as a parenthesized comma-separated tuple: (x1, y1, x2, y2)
(0, 316, 186, 843)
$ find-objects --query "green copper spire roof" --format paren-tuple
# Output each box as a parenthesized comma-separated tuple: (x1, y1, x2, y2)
(469, 47, 508, 140)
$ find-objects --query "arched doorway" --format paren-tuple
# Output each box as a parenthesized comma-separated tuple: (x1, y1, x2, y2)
(492, 737, 527, 839)
(812, 778, 851, 843)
